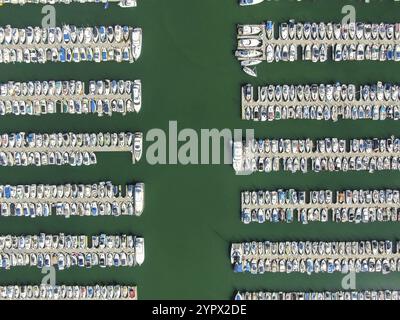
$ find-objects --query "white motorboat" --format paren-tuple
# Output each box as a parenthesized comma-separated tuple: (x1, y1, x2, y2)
(133, 132, 143, 163)
(131, 28, 142, 61)
(238, 38, 261, 48)
(119, 0, 138, 8)
(134, 183, 145, 216)
(237, 25, 262, 36)
(132, 80, 142, 113)
(232, 141, 243, 173)
(134, 237, 145, 266)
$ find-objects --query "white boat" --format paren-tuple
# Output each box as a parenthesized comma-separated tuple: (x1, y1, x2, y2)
(243, 66, 257, 77)
(118, 0, 138, 8)
(133, 132, 143, 162)
(235, 49, 262, 59)
(238, 25, 261, 36)
(266, 45, 274, 63)
(132, 80, 141, 113)
(134, 237, 145, 266)
(238, 38, 261, 48)
(232, 141, 243, 173)
(241, 59, 262, 67)
(134, 183, 145, 216)
(131, 28, 142, 61)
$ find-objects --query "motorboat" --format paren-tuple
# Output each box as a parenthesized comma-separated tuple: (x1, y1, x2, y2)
(132, 80, 141, 112)
(133, 132, 143, 163)
(131, 28, 142, 61)
(134, 183, 145, 216)
(134, 237, 145, 266)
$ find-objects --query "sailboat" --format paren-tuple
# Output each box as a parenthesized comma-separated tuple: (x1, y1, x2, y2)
(243, 66, 257, 78)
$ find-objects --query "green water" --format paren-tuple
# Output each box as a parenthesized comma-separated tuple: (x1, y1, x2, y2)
(1, 0, 400, 300)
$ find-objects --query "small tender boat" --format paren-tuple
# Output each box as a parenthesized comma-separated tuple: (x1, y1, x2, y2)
(134, 237, 145, 266)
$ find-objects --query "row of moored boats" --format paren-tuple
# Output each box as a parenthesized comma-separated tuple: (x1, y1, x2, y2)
(0, 25, 142, 63)
(233, 137, 400, 174)
(234, 290, 400, 301)
(0, 285, 138, 300)
(244, 82, 400, 103)
(0, 79, 141, 116)
(242, 189, 400, 206)
(0, 182, 144, 217)
(231, 240, 400, 274)
(242, 82, 400, 121)
(244, 104, 400, 122)
(0, 0, 137, 6)
(0, 233, 145, 270)
(241, 189, 400, 224)
(236, 20, 400, 75)
(0, 131, 143, 167)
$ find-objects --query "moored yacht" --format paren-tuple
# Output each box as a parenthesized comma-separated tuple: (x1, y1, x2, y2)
(132, 80, 142, 113)
(134, 183, 145, 216)
(133, 132, 143, 163)
(134, 237, 145, 266)
(131, 28, 142, 61)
